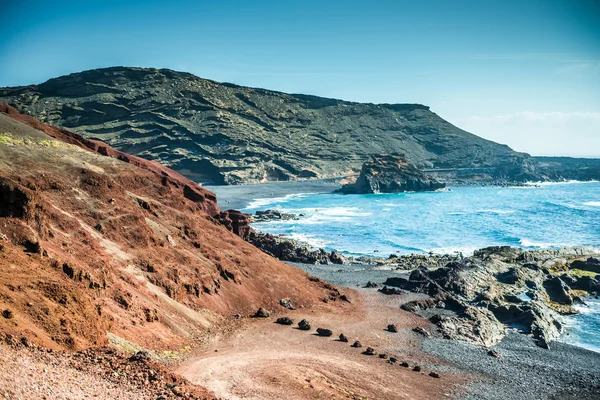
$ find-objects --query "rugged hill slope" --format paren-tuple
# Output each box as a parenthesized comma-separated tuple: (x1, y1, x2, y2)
(0, 67, 539, 184)
(0, 105, 342, 352)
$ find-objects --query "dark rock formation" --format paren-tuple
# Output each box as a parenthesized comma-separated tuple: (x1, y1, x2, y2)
(363, 347, 376, 356)
(316, 328, 333, 337)
(387, 324, 398, 333)
(338, 333, 349, 342)
(276, 317, 294, 325)
(339, 154, 446, 194)
(251, 209, 298, 223)
(0, 67, 560, 185)
(387, 247, 600, 348)
(248, 232, 336, 264)
(351, 341, 362, 348)
(571, 258, 600, 274)
(298, 319, 311, 331)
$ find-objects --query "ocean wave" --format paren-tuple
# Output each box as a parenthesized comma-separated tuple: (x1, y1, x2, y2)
(318, 207, 372, 217)
(525, 180, 599, 187)
(427, 246, 479, 256)
(244, 193, 308, 210)
(286, 232, 329, 248)
(519, 239, 557, 248)
(583, 201, 600, 207)
(475, 209, 516, 215)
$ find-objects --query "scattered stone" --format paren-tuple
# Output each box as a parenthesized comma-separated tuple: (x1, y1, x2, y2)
(339, 333, 349, 342)
(316, 328, 333, 337)
(363, 347, 376, 356)
(253, 307, 270, 318)
(413, 365, 422, 372)
(412, 327, 431, 337)
(378, 353, 388, 359)
(429, 372, 441, 378)
(379, 286, 404, 295)
(276, 317, 294, 325)
(2, 309, 13, 319)
(128, 351, 150, 362)
(340, 294, 351, 303)
(298, 319, 311, 331)
(488, 349, 503, 358)
(364, 281, 379, 288)
(351, 341, 363, 348)
(387, 324, 398, 333)
(389, 357, 398, 364)
(401, 361, 410, 367)
(279, 298, 295, 310)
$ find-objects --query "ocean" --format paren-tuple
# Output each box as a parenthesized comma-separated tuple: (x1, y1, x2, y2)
(241, 181, 600, 352)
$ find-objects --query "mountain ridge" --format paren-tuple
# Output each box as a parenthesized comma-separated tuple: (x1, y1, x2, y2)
(0, 66, 590, 184)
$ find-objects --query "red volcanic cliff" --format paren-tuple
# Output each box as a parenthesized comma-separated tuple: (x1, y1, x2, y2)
(0, 104, 252, 236)
(0, 105, 347, 351)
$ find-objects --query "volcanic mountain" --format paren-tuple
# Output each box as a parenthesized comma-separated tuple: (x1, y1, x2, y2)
(1, 67, 545, 185)
(0, 104, 341, 352)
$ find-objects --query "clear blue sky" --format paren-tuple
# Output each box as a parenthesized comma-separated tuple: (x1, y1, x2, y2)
(1, 0, 599, 156)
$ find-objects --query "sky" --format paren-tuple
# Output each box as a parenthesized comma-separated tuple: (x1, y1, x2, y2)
(1, 0, 599, 156)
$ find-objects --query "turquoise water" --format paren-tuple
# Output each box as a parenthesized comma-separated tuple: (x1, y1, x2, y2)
(243, 181, 600, 352)
(243, 181, 600, 257)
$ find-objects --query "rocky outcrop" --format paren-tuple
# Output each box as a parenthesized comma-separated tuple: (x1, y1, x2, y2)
(387, 246, 600, 348)
(339, 154, 445, 194)
(0, 67, 553, 185)
(248, 232, 342, 264)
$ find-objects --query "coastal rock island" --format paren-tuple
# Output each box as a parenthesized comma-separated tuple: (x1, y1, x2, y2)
(340, 154, 446, 194)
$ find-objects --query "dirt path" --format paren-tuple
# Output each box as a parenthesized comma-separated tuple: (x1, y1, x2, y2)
(177, 290, 466, 399)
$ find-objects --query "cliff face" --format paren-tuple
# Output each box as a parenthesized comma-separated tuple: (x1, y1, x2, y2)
(0, 67, 538, 184)
(0, 106, 339, 351)
(340, 154, 446, 194)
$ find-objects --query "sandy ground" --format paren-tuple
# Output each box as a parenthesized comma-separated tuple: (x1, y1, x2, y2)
(0, 345, 142, 400)
(177, 290, 466, 400)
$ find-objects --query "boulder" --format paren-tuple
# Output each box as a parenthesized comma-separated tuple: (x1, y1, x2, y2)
(279, 298, 295, 310)
(429, 372, 440, 378)
(316, 328, 333, 337)
(339, 333, 349, 342)
(298, 319, 311, 331)
(387, 324, 398, 333)
(276, 317, 294, 325)
(253, 307, 270, 318)
(364, 281, 379, 288)
(413, 365, 422, 372)
(363, 347, 376, 356)
(351, 341, 363, 348)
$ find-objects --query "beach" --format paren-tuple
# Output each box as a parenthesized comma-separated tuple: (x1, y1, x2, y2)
(211, 180, 600, 399)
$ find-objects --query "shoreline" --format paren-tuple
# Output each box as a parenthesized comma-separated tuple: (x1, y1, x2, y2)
(284, 260, 600, 400)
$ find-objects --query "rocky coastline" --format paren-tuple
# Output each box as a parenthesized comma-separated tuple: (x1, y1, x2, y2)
(245, 209, 600, 350)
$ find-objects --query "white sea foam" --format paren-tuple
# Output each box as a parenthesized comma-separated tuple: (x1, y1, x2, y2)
(583, 201, 600, 207)
(245, 193, 308, 209)
(318, 207, 372, 217)
(427, 246, 479, 256)
(525, 180, 598, 187)
(286, 232, 329, 248)
(475, 209, 516, 215)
